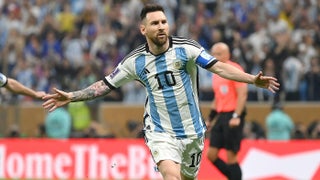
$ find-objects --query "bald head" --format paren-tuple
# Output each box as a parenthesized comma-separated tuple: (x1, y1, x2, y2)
(210, 42, 230, 63)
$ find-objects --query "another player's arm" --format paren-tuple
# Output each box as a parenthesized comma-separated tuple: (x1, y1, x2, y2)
(6, 78, 45, 98)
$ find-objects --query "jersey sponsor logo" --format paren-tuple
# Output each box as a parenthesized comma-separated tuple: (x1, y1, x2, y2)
(110, 68, 120, 79)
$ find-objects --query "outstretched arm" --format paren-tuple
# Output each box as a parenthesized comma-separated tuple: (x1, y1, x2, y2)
(209, 61, 280, 92)
(6, 78, 46, 99)
(43, 80, 112, 112)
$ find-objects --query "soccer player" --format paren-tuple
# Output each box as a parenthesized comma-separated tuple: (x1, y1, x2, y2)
(42, 4, 279, 180)
(0, 72, 46, 99)
(206, 42, 247, 180)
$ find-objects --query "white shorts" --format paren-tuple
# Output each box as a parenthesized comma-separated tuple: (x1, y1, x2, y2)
(144, 131, 205, 178)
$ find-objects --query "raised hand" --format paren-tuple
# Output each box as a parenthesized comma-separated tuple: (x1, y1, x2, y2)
(42, 88, 72, 112)
(253, 71, 280, 93)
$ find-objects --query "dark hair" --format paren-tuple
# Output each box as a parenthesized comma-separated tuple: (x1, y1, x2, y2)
(140, 4, 164, 21)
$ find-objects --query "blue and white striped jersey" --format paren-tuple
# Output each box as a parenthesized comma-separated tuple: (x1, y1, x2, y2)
(104, 36, 217, 139)
(0, 72, 8, 87)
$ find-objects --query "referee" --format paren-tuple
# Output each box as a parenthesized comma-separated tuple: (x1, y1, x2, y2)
(206, 42, 247, 180)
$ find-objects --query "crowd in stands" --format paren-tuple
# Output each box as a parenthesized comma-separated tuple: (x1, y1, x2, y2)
(0, 0, 319, 139)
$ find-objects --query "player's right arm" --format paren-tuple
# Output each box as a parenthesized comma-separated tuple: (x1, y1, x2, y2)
(43, 80, 112, 112)
(1, 72, 46, 99)
(6, 78, 46, 99)
(43, 47, 138, 112)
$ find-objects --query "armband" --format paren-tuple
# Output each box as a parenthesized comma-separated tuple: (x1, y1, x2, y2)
(208, 109, 218, 121)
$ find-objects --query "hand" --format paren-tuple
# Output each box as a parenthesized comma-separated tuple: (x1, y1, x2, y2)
(34, 91, 47, 99)
(205, 119, 217, 131)
(205, 120, 211, 130)
(42, 88, 72, 112)
(253, 71, 280, 93)
(229, 117, 240, 127)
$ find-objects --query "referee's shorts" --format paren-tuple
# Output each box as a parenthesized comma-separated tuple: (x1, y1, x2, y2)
(209, 111, 245, 153)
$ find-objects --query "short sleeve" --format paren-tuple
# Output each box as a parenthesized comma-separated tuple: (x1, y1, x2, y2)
(0, 73, 8, 87)
(104, 59, 136, 88)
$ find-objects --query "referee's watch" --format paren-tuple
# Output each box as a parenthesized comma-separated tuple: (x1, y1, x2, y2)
(232, 112, 239, 118)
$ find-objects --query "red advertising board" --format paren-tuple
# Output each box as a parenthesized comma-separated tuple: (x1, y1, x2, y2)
(0, 139, 319, 180)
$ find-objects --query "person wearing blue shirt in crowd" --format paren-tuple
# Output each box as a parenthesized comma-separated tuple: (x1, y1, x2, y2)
(266, 102, 294, 140)
(45, 107, 72, 138)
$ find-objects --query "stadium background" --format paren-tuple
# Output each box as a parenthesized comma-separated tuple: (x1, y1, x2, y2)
(0, 0, 319, 179)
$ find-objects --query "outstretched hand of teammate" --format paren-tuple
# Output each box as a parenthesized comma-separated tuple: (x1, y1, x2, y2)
(253, 71, 280, 93)
(42, 88, 72, 112)
(34, 91, 47, 99)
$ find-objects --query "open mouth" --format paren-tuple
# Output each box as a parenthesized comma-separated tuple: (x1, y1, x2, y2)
(158, 34, 166, 38)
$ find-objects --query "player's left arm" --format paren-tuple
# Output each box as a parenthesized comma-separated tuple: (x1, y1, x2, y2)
(208, 61, 279, 92)
(194, 48, 279, 92)
(195, 50, 255, 84)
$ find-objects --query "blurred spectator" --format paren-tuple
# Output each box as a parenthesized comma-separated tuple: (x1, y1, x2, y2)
(68, 101, 91, 138)
(78, 8, 98, 49)
(62, 30, 88, 69)
(54, 58, 78, 91)
(304, 56, 320, 101)
(41, 30, 63, 62)
(6, 124, 22, 138)
(84, 121, 115, 138)
(45, 107, 71, 138)
(89, 23, 117, 70)
(310, 121, 320, 139)
(265, 102, 294, 140)
(282, 45, 304, 101)
(56, 2, 76, 36)
(292, 122, 307, 139)
(243, 120, 265, 139)
(36, 123, 47, 138)
(126, 119, 144, 138)
(22, 14, 40, 37)
(24, 34, 43, 63)
(307, 119, 320, 139)
(39, 14, 60, 41)
(12, 58, 36, 102)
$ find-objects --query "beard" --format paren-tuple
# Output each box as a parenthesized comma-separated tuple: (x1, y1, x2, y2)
(150, 34, 168, 46)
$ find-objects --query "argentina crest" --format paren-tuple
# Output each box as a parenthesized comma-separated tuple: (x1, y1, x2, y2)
(173, 59, 183, 70)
